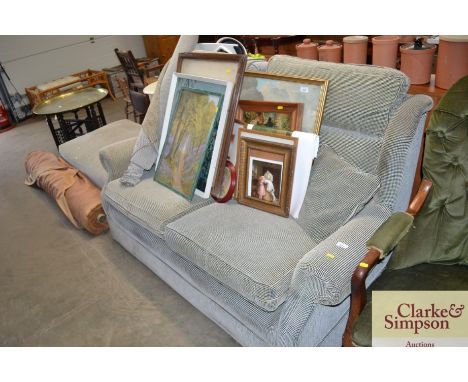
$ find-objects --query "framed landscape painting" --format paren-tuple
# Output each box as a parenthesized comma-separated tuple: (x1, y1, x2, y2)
(155, 73, 233, 200)
(236, 100, 303, 135)
(240, 72, 328, 135)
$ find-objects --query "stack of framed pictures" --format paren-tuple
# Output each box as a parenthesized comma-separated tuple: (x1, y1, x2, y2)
(154, 52, 248, 203)
(233, 71, 329, 216)
(153, 53, 330, 215)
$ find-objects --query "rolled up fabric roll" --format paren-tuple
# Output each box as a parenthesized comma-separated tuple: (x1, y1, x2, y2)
(25, 151, 108, 235)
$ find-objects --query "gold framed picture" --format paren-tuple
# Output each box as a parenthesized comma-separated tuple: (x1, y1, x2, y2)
(240, 71, 328, 135)
(236, 128, 298, 217)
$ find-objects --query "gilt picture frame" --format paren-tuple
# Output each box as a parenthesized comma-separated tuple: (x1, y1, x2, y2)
(155, 73, 233, 200)
(240, 71, 328, 135)
(177, 52, 247, 195)
(236, 100, 303, 135)
(236, 128, 298, 217)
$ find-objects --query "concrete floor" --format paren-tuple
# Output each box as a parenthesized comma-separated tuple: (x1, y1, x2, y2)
(0, 97, 238, 346)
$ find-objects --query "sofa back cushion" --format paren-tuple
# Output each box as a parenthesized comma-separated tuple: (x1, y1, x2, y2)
(267, 55, 409, 138)
(297, 144, 380, 243)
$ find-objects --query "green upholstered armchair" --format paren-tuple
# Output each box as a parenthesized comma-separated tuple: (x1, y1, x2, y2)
(343, 75, 468, 347)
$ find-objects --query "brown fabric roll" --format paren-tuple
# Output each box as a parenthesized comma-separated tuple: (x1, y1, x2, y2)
(25, 151, 108, 235)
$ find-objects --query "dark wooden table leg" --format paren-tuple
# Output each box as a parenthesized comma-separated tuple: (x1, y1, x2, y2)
(56, 113, 76, 143)
(96, 101, 107, 126)
(46, 115, 61, 147)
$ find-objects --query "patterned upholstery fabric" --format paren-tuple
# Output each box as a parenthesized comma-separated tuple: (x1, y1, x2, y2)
(99, 137, 138, 183)
(59, 119, 140, 188)
(297, 144, 380, 243)
(267, 55, 409, 136)
(375, 94, 433, 209)
(98, 53, 433, 346)
(103, 169, 211, 239)
(103, 198, 284, 345)
(165, 202, 316, 311)
(320, 125, 382, 174)
(265, 57, 432, 215)
(292, 202, 391, 306)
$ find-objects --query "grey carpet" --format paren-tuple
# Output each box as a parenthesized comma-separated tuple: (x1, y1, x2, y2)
(0, 97, 238, 346)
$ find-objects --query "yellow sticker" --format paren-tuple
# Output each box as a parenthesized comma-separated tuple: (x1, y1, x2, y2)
(277, 105, 284, 110)
(226, 69, 232, 74)
(359, 262, 369, 268)
(325, 253, 335, 259)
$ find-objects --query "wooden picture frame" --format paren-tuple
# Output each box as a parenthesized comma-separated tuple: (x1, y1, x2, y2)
(176, 52, 247, 195)
(236, 100, 303, 135)
(240, 71, 328, 135)
(236, 128, 298, 217)
(155, 73, 233, 200)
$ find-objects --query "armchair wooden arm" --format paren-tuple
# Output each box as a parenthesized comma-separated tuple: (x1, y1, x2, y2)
(141, 62, 164, 77)
(139, 58, 164, 83)
(342, 179, 432, 346)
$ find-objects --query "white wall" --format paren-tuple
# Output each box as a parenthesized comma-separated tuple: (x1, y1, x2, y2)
(0, 35, 146, 94)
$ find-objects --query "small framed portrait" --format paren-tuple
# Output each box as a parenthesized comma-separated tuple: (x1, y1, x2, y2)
(236, 100, 303, 136)
(237, 128, 298, 217)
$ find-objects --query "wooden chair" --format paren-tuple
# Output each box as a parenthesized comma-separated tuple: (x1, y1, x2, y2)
(114, 48, 163, 92)
(129, 90, 150, 124)
(115, 76, 135, 121)
(342, 75, 468, 347)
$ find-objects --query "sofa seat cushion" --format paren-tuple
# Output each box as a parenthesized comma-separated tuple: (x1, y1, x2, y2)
(352, 263, 468, 347)
(165, 203, 316, 312)
(103, 171, 211, 239)
(59, 119, 140, 188)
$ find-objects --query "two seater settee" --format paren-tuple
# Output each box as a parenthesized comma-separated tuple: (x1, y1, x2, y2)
(98, 55, 432, 346)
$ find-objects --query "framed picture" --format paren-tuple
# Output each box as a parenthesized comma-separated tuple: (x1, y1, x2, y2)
(237, 128, 298, 217)
(177, 52, 247, 195)
(239, 71, 328, 135)
(236, 100, 303, 135)
(155, 73, 233, 200)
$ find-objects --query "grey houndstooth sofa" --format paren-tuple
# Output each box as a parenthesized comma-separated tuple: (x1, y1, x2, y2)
(90, 55, 433, 346)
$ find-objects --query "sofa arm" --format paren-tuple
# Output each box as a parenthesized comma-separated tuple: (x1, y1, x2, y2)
(376, 94, 433, 211)
(290, 202, 392, 306)
(341, 178, 432, 346)
(99, 137, 137, 183)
